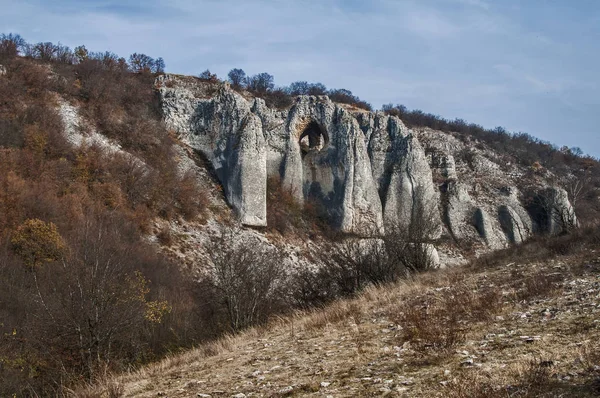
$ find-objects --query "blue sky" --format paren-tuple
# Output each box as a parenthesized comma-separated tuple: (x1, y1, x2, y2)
(1, 0, 599, 157)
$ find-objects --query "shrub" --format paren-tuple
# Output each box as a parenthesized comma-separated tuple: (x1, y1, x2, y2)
(327, 88, 372, 111)
(156, 226, 173, 246)
(263, 88, 294, 109)
(383, 186, 440, 273)
(266, 176, 327, 236)
(0, 33, 26, 60)
(393, 284, 502, 354)
(10, 218, 66, 268)
(206, 228, 287, 331)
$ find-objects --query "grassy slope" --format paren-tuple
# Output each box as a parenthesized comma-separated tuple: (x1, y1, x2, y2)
(79, 233, 600, 398)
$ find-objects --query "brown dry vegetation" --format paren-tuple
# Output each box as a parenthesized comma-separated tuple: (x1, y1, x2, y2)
(265, 176, 330, 238)
(0, 41, 213, 395)
(78, 228, 600, 397)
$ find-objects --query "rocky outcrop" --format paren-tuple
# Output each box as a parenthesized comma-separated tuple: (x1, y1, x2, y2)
(227, 114, 267, 225)
(498, 205, 527, 244)
(157, 77, 388, 235)
(497, 187, 533, 243)
(540, 187, 578, 234)
(473, 208, 506, 249)
(156, 76, 577, 256)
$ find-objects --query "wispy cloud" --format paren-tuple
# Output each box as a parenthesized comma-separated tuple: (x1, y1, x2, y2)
(493, 64, 567, 93)
(403, 9, 462, 39)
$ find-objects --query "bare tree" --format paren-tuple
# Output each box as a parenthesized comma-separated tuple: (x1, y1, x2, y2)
(128, 52, 155, 73)
(307, 82, 328, 95)
(566, 173, 592, 212)
(384, 186, 440, 273)
(287, 81, 328, 96)
(199, 69, 218, 81)
(324, 238, 400, 292)
(54, 43, 74, 64)
(34, 42, 58, 61)
(14, 213, 170, 380)
(154, 57, 166, 73)
(295, 236, 403, 307)
(206, 228, 285, 331)
(0, 33, 26, 58)
(246, 72, 274, 93)
(227, 68, 246, 89)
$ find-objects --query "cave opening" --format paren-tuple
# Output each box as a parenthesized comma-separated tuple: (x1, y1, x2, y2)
(299, 121, 328, 158)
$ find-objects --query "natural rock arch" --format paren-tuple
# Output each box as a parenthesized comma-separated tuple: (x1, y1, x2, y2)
(299, 121, 328, 157)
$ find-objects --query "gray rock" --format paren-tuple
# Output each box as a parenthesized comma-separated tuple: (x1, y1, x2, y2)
(500, 186, 533, 238)
(498, 205, 528, 244)
(0, 65, 6, 76)
(159, 81, 384, 234)
(446, 183, 482, 244)
(365, 116, 440, 236)
(473, 208, 506, 249)
(544, 187, 578, 234)
(226, 113, 267, 226)
(156, 75, 577, 254)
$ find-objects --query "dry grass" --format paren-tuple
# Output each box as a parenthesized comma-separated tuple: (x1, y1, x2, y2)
(75, 241, 600, 397)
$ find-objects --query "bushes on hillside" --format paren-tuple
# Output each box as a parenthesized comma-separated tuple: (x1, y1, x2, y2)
(382, 103, 600, 223)
(0, 210, 205, 395)
(382, 103, 599, 172)
(0, 35, 210, 395)
(206, 228, 287, 331)
(224, 67, 373, 111)
(0, 32, 164, 75)
(0, 33, 26, 60)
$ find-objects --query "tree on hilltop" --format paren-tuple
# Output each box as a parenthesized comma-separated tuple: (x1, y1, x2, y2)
(228, 68, 246, 89)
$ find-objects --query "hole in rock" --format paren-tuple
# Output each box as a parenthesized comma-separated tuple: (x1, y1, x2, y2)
(299, 121, 328, 158)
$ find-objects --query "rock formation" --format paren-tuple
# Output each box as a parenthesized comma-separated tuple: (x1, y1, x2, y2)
(156, 76, 578, 256)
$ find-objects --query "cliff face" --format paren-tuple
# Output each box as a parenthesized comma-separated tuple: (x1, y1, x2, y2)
(156, 75, 577, 253)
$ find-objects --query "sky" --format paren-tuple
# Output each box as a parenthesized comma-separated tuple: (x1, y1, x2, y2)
(1, 0, 599, 157)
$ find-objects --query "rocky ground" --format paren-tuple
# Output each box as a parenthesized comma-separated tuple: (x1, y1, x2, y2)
(80, 236, 600, 398)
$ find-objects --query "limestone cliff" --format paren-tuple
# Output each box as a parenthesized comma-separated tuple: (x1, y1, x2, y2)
(156, 75, 577, 254)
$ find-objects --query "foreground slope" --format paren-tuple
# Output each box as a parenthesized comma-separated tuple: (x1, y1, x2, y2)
(83, 230, 600, 397)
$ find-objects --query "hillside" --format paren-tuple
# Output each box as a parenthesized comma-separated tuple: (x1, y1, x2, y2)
(0, 34, 599, 397)
(79, 229, 600, 397)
